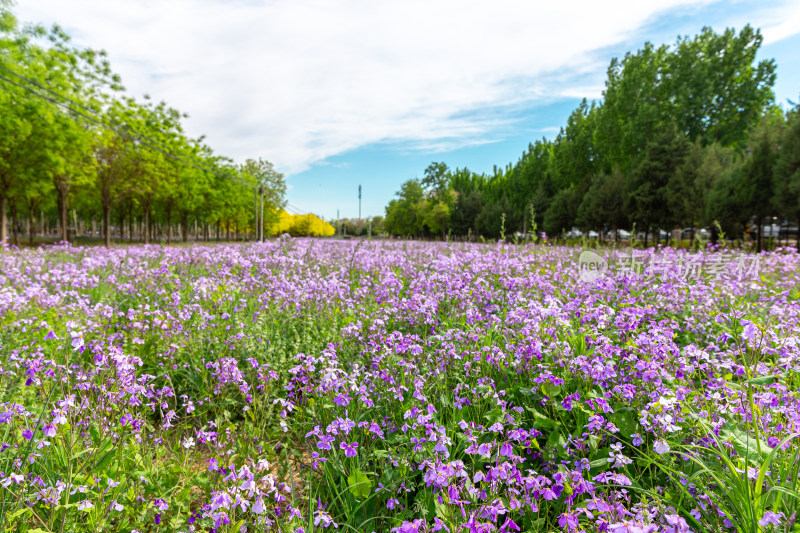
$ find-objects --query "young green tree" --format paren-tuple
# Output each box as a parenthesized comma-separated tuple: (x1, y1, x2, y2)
(240, 157, 286, 240)
(666, 141, 736, 237)
(625, 125, 689, 245)
(385, 179, 424, 237)
(774, 102, 800, 241)
(577, 170, 627, 236)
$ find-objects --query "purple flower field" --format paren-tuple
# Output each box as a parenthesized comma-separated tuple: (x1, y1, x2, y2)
(1, 238, 799, 533)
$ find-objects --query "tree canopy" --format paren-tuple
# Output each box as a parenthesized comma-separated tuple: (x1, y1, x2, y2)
(0, 4, 292, 246)
(384, 25, 791, 249)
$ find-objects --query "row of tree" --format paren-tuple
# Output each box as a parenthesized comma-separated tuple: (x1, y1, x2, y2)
(384, 25, 800, 249)
(0, 2, 291, 247)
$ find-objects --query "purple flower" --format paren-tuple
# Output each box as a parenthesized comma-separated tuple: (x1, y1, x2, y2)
(741, 322, 760, 342)
(317, 435, 334, 450)
(500, 517, 521, 532)
(476, 442, 492, 457)
(664, 514, 690, 532)
(758, 511, 784, 527)
(154, 498, 169, 511)
(340, 441, 358, 457)
(609, 520, 656, 533)
(499, 442, 513, 457)
(558, 513, 579, 531)
(22, 429, 33, 440)
(432, 517, 450, 532)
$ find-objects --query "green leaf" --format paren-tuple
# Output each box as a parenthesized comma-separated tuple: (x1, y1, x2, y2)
(524, 406, 555, 429)
(719, 421, 773, 463)
(347, 469, 372, 500)
(89, 423, 102, 446)
(744, 374, 783, 387)
(545, 430, 567, 458)
(7, 507, 32, 520)
(611, 407, 638, 437)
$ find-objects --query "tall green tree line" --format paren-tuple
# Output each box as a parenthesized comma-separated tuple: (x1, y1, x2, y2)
(0, 3, 286, 246)
(385, 25, 798, 249)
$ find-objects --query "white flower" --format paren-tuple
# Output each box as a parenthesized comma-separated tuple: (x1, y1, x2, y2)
(653, 439, 671, 454)
(182, 437, 195, 449)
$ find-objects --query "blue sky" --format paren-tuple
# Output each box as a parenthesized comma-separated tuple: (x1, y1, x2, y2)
(15, 0, 800, 220)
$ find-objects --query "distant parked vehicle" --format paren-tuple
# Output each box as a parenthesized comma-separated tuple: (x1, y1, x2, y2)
(762, 224, 780, 238)
(587, 230, 599, 239)
(681, 227, 712, 240)
(780, 223, 798, 237)
(605, 229, 630, 240)
(565, 227, 583, 239)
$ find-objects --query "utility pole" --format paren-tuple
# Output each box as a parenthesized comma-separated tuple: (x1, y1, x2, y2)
(259, 185, 264, 241)
(254, 187, 258, 241)
(358, 185, 362, 221)
(337, 209, 340, 237)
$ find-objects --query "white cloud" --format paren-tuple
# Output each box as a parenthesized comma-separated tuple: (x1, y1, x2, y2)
(13, 0, 791, 175)
(762, 1, 800, 44)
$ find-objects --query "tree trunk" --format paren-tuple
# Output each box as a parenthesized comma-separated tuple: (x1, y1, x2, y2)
(0, 195, 7, 245)
(28, 206, 37, 246)
(182, 214, 189, 243)
(143, 202, 150, 244)
(254, 188, 259, 241)
(10, 202, 19, 247)
(756, 217, 762, 252)
(166, 205, 173, 245)
(128, 204, 134, 243)
(57, 185, 69, 243)
(103, 202, 112, 247)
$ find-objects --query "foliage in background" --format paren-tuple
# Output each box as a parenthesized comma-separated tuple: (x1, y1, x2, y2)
(384, 25, 795, 248)
(0, 3, 292, 246)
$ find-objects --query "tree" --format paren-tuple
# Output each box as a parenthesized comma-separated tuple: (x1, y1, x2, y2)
(94, 123, 133, 247)
(49, 113, 94, 242)
(542, 188, 579, 238)
(667, 26, 776, 147)
(625, 125, 689, 245)
(774, 102, 800, 239)
(421, 161, 449, 201)
(596, 26, 775, 174)
(577, 170, 627, 236)
(241, 158, 286, 240)
(385, 179, 424, 237)
(422, 196, 452, 238)
(451, 190, 483, 237)
(666, 141, 735, 235)
(736, 114, 783, 250)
